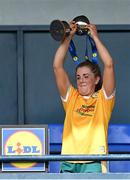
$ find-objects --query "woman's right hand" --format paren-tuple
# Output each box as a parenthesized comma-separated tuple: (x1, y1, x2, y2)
(64, 21, 77, 41)
(70, 21, 77, 35)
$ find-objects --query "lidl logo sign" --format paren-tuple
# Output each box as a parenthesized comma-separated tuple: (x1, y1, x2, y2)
(7, 142, 40, 154)
(5, 131, 42, 155)
(2, 128, 47, 171)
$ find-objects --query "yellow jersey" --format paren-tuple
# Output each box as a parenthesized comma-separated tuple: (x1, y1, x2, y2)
(61, 85, 115, 169)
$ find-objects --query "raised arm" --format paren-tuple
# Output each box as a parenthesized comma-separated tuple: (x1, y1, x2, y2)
(87, 24, 115, 97)
(53, 22, 77, 98)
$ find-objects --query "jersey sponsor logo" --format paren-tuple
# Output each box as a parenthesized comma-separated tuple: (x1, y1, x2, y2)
(76, 104, 95, 116)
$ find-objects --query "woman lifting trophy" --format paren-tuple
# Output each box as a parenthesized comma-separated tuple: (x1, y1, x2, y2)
(50, 15, 116, 173)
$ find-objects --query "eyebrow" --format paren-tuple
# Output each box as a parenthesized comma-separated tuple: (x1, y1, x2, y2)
(76, 73, 90, 76)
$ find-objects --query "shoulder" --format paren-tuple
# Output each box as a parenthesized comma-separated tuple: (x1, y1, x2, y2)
(100, 87, 116, 100)
(61, 85, 78, 102)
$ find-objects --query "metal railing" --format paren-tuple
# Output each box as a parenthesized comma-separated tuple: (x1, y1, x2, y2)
(0, 154, 130, 162)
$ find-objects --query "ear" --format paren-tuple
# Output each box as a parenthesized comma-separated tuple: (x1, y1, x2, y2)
(95, 76, 100, 85)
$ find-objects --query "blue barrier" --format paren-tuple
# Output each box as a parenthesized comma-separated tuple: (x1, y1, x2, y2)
(108, 124, 130, 152)
(49, 124, 63, 153)
(48, 124, 130, 173)
(108, 124, 130, 172)
(48, 124, 63, 173)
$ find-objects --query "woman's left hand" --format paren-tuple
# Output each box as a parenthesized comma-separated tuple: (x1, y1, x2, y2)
(86, 24, 99, 40)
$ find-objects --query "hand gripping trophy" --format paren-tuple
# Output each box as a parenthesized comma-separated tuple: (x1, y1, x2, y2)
(50, 15, 98, 65)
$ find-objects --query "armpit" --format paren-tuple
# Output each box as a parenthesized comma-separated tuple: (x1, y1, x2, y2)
(60, 86, 71, 102)
(102, 87, 116, 100)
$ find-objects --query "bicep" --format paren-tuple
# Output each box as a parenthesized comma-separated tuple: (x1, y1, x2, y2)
(54, 67, 71, 98)
(103, 64, 115, 97)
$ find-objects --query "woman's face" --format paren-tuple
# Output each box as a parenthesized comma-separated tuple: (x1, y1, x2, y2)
(76, 66, 99, 96)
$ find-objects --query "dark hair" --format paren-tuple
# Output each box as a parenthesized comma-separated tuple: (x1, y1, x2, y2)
(76, 61, 102, 92)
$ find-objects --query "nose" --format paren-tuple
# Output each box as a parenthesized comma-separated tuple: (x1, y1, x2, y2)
(81, 76, 85, 82)
(78, 77, 85, 84)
